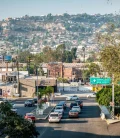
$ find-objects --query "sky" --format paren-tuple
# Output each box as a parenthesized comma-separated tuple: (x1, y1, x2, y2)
(0, 0, 120, 20)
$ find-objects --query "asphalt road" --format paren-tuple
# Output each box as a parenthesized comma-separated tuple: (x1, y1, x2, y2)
(13, 98, 36, 116)
(36, 97, 120, 138)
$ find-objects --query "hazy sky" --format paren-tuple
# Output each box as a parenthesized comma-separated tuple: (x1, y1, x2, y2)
(0, 0, 120, 20)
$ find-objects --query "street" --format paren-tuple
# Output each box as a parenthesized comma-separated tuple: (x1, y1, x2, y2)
(11, 90, 120, 138)
(35, 96, 120, 138)
(13, 98, 36, 116)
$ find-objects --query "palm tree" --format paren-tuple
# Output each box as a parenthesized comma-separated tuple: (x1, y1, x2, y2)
(38, 86, 54, 102)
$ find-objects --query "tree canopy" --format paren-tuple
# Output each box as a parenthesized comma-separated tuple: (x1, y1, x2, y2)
(0, 102, 39, 138)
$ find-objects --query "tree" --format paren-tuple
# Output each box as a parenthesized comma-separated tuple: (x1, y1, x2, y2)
(71, 48, 77, 60)
(96, 85, 120, 115)
(38, 86, 54, 101)
(57, 77, 68, 83)
(0, 102, 39, 138)
(88, 63, 100, 76)
(56, 44, 66, 62)
(100, 45, 120, 83)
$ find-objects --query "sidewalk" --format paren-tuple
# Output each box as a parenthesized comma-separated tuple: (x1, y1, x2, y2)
(32, 106, 55, 120)
(99, 105, 120, 125)
(106, 118, 120, 125)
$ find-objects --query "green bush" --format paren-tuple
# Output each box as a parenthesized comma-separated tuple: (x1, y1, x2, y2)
(96, 85, 120, 106)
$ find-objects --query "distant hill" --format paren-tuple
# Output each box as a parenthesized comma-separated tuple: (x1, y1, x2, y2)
(0, 13, 120, 57)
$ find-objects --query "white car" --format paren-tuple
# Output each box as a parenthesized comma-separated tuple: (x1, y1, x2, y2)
(72, 106, 81, 113)
(54, 106, 64, 114)
(11, 108, 17, 113)
(87, 93, 96, 98)
(66, 95, 79, 101)
(54, 110, 63, 118)
(48, 112, 61, 123)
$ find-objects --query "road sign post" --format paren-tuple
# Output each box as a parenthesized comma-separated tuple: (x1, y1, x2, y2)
(112, 74, 115, 119)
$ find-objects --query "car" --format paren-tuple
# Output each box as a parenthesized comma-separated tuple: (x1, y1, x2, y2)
(24, 113, 36, 123)
(69, 109, 79, 118)
(11, 108, 17, 114)
(0, 98, 3, 103)
(75, 100, 83, 109)
(33, 98, 37, 104)
(48, 112, 61, 123)
(54, 105, 64, 114)
(87, 93, 96, 98)
(10, 102, 16, 108)
(24, 99, 35, 107)
(70, 102, 78, 109)
(57, 101, 67, 109)
(72, 106, 81, 113)
(66, 95, 79, 101)
(54, 110, 63, 118)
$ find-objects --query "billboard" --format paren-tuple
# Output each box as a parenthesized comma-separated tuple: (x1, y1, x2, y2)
(4, 55, 12, 61)
(0, 55, 12, 61)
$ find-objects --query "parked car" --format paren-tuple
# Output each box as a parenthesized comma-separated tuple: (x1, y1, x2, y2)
(57, 101, 67, 109)
(33, 98, 37, 104)
(69, 109, 79, 118)
(70, 102, 78, 109)
(72, 106, 81, 113)
(11, 108, 17, 114)
(24, 99, 35, 107)
(0, 98, 3, 103)
(87, 93, 96, 98)
(48, 112, 61, 123)
(24, 113, 36, 123)
(54, 105, 64, 114)
(54, 110, 63, 118)
(75, 100, 83, 109)
(66, 95, 79, 101)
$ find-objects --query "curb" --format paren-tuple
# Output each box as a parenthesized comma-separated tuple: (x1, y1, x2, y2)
(32, 106, 55, 120)
(99, 105, 120, 125)
(38, 106, 55, 120)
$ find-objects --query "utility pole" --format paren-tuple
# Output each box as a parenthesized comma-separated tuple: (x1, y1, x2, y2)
(28, 56, 31, 76)
(16, 56, 20, 96)
(62, 45, 65, 92)
(36, 66, 39, 110)
(17, 39, 20, 97)
(82, 47, 85, 84)
(112, 74, 115, 119)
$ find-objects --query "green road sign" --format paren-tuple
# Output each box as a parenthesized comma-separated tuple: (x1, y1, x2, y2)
(90, 77, 111, 85)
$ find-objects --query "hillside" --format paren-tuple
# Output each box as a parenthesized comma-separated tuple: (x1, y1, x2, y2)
(0, 13, 120, 61)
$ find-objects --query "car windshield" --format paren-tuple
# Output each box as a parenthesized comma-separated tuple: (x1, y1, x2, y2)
(50, 114, 58, 117)
(55, 106, 62, 109)
(73, 106, 79, 108)
(26, 113, 34, 116)
(28, 100, 33, 102)
(70, 110, 78, 112)
(71, 103, 77, 105)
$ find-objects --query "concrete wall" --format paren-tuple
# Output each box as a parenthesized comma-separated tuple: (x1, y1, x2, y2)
(57, 83, 92, 92)
(19, 79, 35, 97)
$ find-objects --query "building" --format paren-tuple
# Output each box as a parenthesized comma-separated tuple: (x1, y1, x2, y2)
(46, 62, 82, 81)
(19, 77, 57, 97)
(47, 62, 63, 78)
